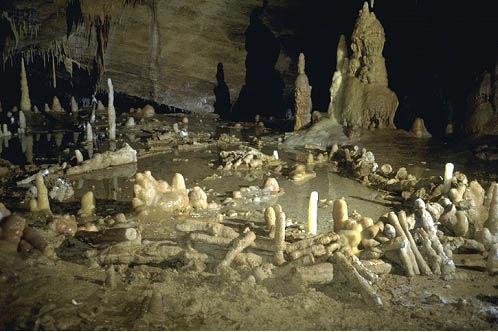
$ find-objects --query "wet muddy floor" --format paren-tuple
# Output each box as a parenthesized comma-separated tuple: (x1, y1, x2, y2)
(0, 113, 497, 330)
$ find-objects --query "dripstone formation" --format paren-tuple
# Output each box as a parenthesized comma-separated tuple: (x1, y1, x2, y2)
(328, 2, 398, 129)
(294, 53, 312, 131)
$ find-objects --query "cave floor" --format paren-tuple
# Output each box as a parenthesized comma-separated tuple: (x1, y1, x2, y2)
(0, 112, 497, 330)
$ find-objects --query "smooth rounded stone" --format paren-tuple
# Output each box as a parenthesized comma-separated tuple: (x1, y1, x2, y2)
(395, 167, 408, 180)
(188, 187, 208, 209)
(222, 197, 234, 205)
(383, 223, 396, 239)
(125, 117, 135, 127)
(141, 104, 155, 118)
(182, 117, 189, 124)
(248, 186, 259, 192)
(263, 178, 280, 193)
(232, 191, 242, 199)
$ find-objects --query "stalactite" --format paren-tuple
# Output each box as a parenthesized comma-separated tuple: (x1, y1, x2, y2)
(52, 53, 56, 88)
(20, 57, 31, 112)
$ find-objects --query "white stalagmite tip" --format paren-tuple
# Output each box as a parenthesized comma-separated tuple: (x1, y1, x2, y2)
(307, 191, 319, 235)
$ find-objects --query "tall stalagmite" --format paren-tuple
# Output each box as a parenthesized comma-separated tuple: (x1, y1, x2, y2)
(328, 2, 398, 129)
(20, 58, 31, 113)
(294, 53, 312, 131)
(328, 34, 348, 122)
(107, 78, 116, 140)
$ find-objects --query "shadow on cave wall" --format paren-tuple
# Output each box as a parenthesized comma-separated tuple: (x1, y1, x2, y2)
(230, 4, 285, 121)
(213, 62, 231, 119)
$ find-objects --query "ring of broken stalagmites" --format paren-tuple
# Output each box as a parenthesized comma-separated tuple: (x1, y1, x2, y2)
(329, 142, 498, 275)
(177, 203, 384, 306)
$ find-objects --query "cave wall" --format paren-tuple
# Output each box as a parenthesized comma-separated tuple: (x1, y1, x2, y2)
(64, 0, 297, 113)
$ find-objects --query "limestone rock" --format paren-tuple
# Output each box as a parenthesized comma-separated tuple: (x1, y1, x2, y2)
(294, 53, 312, 131)
(329, 2, 399, 129)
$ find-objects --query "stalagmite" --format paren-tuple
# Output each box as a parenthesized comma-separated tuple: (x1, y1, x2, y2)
(52, 96, 63, 113)
(216, 230, 256, 273)
(97, 101, 105, 112)
(29, 173, 51, 213)
(125, 117, 135, 127)
(78, 191, 96, 217)
(67, 144, 137, 175)
(2, 124, 11, 137)
(189, 186, 208, 209)
(397, 211, 432, 275)
(487, 244, 498, 275)
(294, 53, 312, 131)
(307, 191, 318, 235)
(387, 212, 420, 276)
(328, 35, 348, 121)
(132, 171, 189, 214)
(332, 251, 383, 306)
(20, 57, 31, 112)
(86, 123, 93, 143)
(70, 96, 78, 114)
(329, 2, 398, 129)
(264, 206, 276, 237)
(333, 198, 348, 231)
(443, 163, 454, 194)
(484, 183, 498, 234)
(18, 110, 26, 134)
(107, 78, 116, 140)
(410, 118, 431, 138)
(75, 149, 84, 164)
(177, 219, 238, 239)
(274, 211, 287, 265)
(291, 263, 334, 285)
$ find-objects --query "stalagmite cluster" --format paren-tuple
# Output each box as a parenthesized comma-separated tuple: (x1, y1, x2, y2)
(328, 2, 398, 129)
(132, 171, 189, 214)
(29, 173, 51, 213)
